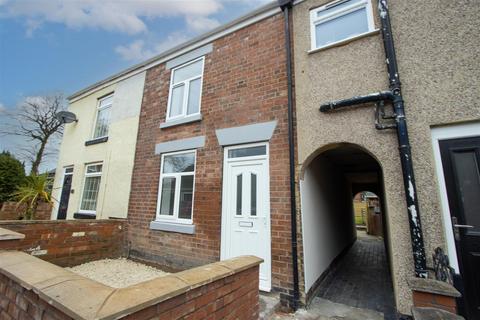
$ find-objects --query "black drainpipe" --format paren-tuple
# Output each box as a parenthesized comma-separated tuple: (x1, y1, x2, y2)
(278, 0, 300, 309)
(319, 0, 428, 278)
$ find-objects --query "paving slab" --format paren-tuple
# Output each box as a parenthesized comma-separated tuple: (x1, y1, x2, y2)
(271, 297, 384, 320)
(260, 293, 281, 319)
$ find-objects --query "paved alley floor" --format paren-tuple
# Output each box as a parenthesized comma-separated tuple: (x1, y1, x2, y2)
(315, 233, 396, 318)
(272, 233, 397, 319)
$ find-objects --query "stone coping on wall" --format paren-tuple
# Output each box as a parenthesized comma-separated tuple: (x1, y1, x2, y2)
(408, 278, 461, 298)
(0, 250, 263, 320)
(0, 227, 25, 241)
(0, 218, 126, 225)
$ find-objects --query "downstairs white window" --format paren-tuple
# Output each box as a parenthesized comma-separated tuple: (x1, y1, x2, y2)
(156, 150, 196, 224)
(79, 163, 103, 215)
(310, 0, 375, 50)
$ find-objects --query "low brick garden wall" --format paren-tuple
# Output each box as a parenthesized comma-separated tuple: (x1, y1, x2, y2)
(0, 219, 126, 267)
(0, 251, 262, 320)
(0, 202, 52, 220)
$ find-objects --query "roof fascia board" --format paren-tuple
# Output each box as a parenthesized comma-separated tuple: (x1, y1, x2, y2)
(68, 3, 281, 103)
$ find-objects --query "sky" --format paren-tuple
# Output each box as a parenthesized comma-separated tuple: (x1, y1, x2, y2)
(0, 0, 270, 172)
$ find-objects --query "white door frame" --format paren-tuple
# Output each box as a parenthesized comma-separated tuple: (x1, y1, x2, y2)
(431, 122, 480, 273)
(220, 142, 272, 291)
(52, 166, 74, 220)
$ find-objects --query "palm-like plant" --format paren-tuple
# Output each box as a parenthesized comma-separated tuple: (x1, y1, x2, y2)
(12, 174, 52, 220)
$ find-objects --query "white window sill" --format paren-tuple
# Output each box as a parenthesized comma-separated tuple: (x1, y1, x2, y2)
(160, 114, 202, 129)
(149, 221, 195, 234)
(308, 29, 380, 54)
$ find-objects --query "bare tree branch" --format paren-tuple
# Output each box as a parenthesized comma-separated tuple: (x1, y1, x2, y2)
(1, 94, 66, 175)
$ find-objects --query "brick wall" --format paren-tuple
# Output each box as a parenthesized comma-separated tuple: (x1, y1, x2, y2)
(0, 202, 52, 220)
(0, 273, 71, 320)
(412, 291, 458, 314)
(0, 252, 261, 320)
(0, 220, 125, 267)
(124, 266, 260, 320)
(127, 12, 294, 304)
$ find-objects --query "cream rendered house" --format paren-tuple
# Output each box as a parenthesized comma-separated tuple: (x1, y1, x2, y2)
(51, 72, 146, 220)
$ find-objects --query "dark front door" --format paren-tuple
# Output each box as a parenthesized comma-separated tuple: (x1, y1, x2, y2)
(440, 136, 480, 319)
(57, 173, 73, 220)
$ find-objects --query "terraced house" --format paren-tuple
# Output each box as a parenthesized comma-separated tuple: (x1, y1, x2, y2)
(47, 0, 480, 319)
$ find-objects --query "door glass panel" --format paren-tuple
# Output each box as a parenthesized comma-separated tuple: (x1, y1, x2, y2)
(251, 173, 257, 216)
(453, 151, 480, 231)
(236, 174, 242, 215)
(178, 175, 194, 219)
(228, 145, 266, 158)
(159, 177, 176, 216)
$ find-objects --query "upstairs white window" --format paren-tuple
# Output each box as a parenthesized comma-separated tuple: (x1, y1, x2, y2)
(79, 163, 103, 214)
(310, 0, 375, 50)
(167, 58, 204, 121)
(156, 151, 196, 223)
(93, 94, 113, 139)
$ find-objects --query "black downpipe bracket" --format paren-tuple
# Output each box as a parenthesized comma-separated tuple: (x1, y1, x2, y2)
(319, 0, 428, 278)
(279, 0, 300, 309)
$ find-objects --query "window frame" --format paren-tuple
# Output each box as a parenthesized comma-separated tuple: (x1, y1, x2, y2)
(165, 57, 205, 122)
(155, 149, 197, 224)
(309, 0, 375, 51)
(78, 162, 103, 215)
(92, 93, 113, 140)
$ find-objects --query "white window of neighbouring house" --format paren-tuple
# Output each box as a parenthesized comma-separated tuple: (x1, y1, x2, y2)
(93, 94, 113, 139)
(156, 150, 196, 223)
(166, 58, 204, 121)
(310, 0, 375, 50)
(79, 163, 103, 214)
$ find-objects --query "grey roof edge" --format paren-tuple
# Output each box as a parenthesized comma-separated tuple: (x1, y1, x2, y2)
(68, 1, 280, 101)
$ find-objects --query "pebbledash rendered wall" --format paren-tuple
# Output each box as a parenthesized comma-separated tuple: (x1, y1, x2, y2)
(127, 12, 295, 304)
(292, 0, 480, 314)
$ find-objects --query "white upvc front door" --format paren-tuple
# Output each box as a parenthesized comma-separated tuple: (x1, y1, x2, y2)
(221, 143, 271, 291)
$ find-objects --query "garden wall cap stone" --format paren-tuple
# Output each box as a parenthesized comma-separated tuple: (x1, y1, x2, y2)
(408, 277, 461, 298)
(412, 307, 465, 320)
(0, 251, 262, 320)
(0, 227, 25, 241)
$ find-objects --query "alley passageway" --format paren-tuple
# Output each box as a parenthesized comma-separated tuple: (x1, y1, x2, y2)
(316, 231, 396, 319)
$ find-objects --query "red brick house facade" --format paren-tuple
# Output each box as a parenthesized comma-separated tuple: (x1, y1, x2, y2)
(126, 9, 295, 304)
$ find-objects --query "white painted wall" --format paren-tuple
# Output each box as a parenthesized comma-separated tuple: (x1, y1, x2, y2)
(300, 156, 356, 293)
(51, 72, 146, 220)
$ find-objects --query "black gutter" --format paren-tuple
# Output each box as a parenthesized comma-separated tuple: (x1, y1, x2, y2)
(319, 0, 428, 278)
(278, 0, 300, 309)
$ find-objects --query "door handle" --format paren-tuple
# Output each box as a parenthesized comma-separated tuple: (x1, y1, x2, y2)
(453, 224, 474, 229)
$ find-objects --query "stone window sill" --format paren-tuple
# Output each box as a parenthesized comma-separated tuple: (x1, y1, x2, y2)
(160, 114, 202, 129)
(73, 213, 97, 219)
(150, 221, 195, 234)
(85, 136, 108, 146)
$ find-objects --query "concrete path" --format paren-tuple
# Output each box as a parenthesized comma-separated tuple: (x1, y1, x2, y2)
(271, 297, 384, 320)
